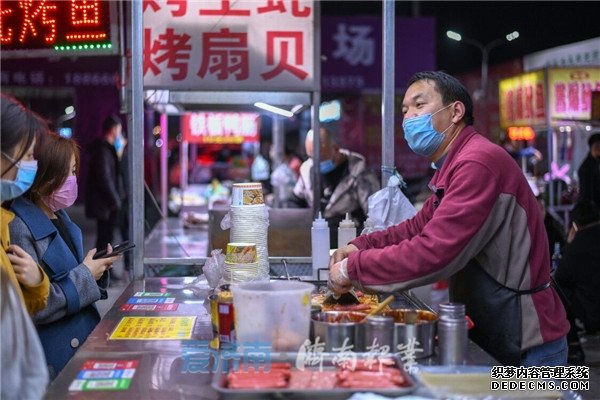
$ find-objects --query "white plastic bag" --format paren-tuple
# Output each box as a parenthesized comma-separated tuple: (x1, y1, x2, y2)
(203, 249, 225, 289)
(363, 173, 416, 234)
(270, 163, 296, 203)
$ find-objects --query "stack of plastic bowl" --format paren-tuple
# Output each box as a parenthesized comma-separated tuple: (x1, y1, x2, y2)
(229, 183, 269, 280)
(223, 242, 258, 283)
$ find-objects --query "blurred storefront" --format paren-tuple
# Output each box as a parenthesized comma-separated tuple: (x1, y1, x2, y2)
(498, 66, 600, 226)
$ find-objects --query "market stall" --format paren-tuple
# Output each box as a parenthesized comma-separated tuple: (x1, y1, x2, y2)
(498, 66, 600, 229)
(44, 2, 542, 399)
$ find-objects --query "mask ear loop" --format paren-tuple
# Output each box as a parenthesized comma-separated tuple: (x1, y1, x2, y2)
(0, 151, 20, 178)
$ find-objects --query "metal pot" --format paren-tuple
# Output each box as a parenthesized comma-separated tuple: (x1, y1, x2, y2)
(311, 311, 366, 352)
(382, 309, 438, 359)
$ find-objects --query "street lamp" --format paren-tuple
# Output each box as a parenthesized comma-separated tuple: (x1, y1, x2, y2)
(446, 30, 519, 99)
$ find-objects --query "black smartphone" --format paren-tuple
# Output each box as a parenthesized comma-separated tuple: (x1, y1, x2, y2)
(93, 241, 136, 259)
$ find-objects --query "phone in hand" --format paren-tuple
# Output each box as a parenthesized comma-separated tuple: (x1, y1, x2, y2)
(93, 241, 136, 259)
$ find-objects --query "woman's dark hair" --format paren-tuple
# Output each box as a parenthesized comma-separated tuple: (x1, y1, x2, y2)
(1, 94, 47, 175)
(407, 71, 475, 126)
(26, 133, 81, 205)
(571, 200, 600, 228)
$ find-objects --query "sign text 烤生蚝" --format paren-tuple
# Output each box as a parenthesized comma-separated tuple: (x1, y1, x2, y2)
(0, 0, 114, 55)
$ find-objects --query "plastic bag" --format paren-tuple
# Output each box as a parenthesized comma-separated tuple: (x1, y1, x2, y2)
(362, 172, 416, 234)
(270, 163, 296, 203)
(203, 249, 225, 289)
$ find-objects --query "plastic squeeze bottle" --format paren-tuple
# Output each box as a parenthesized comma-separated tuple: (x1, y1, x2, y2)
(337, 213, 357, 248)
(311, 212, 330, 280)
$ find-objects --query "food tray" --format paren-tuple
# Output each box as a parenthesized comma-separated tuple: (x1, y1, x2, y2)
(412, 365, 583, 400)
(211, 352, 416, 399)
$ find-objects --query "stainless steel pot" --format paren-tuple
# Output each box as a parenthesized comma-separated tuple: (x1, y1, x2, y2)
(311, 311, 366, 352)
(382, 309, 438, 359)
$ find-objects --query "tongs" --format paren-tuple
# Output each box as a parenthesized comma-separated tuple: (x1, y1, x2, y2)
(323, 288, 361, 306)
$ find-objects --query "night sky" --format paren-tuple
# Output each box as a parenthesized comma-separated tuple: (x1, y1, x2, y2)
(321, 1, 600, 73)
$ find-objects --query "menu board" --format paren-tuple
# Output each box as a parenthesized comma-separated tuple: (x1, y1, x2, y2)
(68, 360, 138, 391)
(109, 316, 196, 340)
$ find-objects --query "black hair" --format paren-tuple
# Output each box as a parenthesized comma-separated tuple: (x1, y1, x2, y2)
(1, 94, 47, 175)
(571, 200, 600, 228)
(102, 114, 122, 134)
(588, 133, 600, 148)
(407, 71, 474, 126)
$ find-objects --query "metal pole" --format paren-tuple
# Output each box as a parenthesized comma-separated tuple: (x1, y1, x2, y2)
(160, 113, 168, 217)
(544, 67, 555, 211)
(130, 0, 144, 281)
(311, 92, 321, 218)
(311, 1, 321, 218)
(272, 116, 284, 208)
(180, 140, 188, 211)
(381, 0, 395, 187)
(481, 47, 488, 97)
(118, 0, 127, 114)
(272, 117, 284, 170)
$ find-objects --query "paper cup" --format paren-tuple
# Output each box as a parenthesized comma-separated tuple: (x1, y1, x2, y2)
(231, 183, 264, 206)
(223, 262, 259, 283)
(225, 242, 258, 264)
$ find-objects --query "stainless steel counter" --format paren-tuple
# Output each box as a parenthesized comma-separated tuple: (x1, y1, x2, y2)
(144, 218, 209, 265)
(45, 277, 496, 399)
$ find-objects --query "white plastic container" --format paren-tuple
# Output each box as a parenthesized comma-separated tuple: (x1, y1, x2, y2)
(232, 281, 315, 351)
(337, 212, 357, 247)
(311, 212, 330, 280)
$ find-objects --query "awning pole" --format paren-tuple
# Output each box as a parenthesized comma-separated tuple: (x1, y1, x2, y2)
(382, 0, 395, 187)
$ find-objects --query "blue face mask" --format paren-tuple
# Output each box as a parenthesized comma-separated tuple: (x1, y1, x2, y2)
(319, 159, 336, 174)
(114, 136, 124, 152)
(0, 152, 38, 201)
(402, 103, 455, 157)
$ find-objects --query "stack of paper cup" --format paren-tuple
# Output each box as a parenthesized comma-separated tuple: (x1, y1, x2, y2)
(223, 242, 259, 283)
(231, 183, 265, 206)
(229, 183, 269, 280)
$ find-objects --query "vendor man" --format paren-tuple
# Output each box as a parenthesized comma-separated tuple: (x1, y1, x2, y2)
(328, 71, 569, 366)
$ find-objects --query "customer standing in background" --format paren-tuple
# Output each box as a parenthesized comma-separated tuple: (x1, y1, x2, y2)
(290, 127, 379, 247)
(577, 133, 600, 206)
(85, 115, 126, 281)
(555, 200, 600, 364)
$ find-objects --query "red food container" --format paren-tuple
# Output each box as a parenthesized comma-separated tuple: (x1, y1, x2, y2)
(217, 292, 235, 345)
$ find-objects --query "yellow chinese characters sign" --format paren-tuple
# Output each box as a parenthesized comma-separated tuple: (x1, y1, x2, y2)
(500, 68, 600, 128)
(548, 68, 600, 121)
(499, 71, 546, 129)
(109, 317, 196, 340)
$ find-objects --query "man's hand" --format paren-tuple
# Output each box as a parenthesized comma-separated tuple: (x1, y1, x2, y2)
(329, 244, 359, 268)
(7, 245, 43, 286)
(567, 225, 577, 244)
(328, 258, 353, 294)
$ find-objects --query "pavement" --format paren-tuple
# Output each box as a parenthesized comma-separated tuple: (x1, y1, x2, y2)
(69, 204, 600, 399)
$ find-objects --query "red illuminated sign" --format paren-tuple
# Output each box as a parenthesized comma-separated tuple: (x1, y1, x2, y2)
(0, 0, 115, 55)
(181, 112, 260, 144)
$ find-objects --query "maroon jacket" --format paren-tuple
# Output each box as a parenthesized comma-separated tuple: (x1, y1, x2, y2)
(348, 126, 569, 364)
